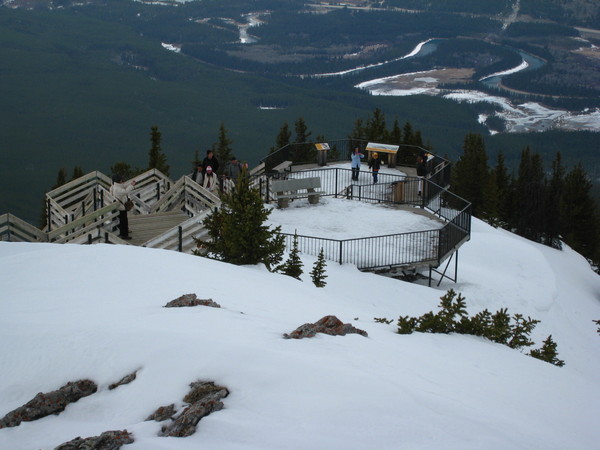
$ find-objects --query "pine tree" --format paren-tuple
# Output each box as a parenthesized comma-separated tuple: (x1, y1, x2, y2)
(270, 122, 292, 153)
(349, 118, 365, 140)
(71, 166, 84, 180)
(529, 335, 565, 367)
(53, 168, 68, 190)
(194, 168, 285, 270)
(365, 108, 387, 142)
(212, 122, 234, 172)
(294, 117, 311, 143)
(450, 133, 489, 217)
(310, 247, 328, 287)
(390, 119, 402, 145)
(492, 152, 513, 228)
(515, 147, 545, 242)
(148, 125, 170, 176)
(544, 152, 565, 249)
(281, 232, 303, 280)
(560, 163, 599, 260)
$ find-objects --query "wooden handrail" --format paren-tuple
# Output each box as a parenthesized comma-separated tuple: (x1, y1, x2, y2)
(48, 203, 119, 241)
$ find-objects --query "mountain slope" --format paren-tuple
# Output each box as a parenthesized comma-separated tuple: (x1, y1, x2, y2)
(0, 213, 598, 449)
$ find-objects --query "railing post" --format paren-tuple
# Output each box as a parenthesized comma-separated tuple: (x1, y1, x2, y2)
(335, 169, 339, 198)
(178, 226, 183, 252)
(339, 240, 343, 265)
(47, 198, 51, 231)
(82, 200, 85, 217)
(93, 189, 98, 211)
(157, 182, 161, 201)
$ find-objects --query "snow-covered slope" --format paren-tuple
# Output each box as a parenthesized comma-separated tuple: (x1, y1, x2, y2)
(0, 214, 598, 449)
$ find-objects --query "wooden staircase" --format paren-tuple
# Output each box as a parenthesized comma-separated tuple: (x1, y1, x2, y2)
(128, 211, 190, 246)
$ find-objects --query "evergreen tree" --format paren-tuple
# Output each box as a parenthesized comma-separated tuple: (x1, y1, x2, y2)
(450, 133, 489, 217)
(402, 122, 414, 145)
(212, 122, 234, 172)
(148, 125, 170, 176)
(481, 170, 500, 226)
(560, 163, 599, 260)
(544, 152, 565, 249)
(294, 117, 311, 143)
(194, 168, 285, 270)
(365, 107, 387, 142)
(52, 168, 68, 190)
(281, 232, 303, 280)
(390, 119, 402, 145)
(492, 152, 513, 228)
(71, 166, 84, 180)
(349, 118, 365, 140)
(270, 122, 292, 153)
(515, 147, 545, 242)
(310, 247, 328, 287)
(110, 162, 139, 180)
(529, 335, 565, 367)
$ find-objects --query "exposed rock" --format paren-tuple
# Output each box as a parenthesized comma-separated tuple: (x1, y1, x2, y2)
(164, 293, 221, 308)
(108, 371, 137, 390)
(0, 379, 97, 428)
(146, 404, 176, 422)
(54, 429, 133, 450)
(284, 315, 368, 339)
(159, 381, 229, 438)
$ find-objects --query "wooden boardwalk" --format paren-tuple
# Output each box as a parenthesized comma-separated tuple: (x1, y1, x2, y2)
(128, 211, 190, 246)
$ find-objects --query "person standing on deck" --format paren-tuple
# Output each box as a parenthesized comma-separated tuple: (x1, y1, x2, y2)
(110, 175, 136, 240)
(368, 152, 381, 184)
(350, 147, 364, 181)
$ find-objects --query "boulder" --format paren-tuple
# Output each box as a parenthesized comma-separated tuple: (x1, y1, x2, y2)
(159, 381, 229, 438)
(146, 404, 176, 422)
(0, 379, 97, 428)
(108, 371, 137, 391)
(284, 315, 368, 339)
(54, 429, 133, 450)
(164, 294, 221, 308)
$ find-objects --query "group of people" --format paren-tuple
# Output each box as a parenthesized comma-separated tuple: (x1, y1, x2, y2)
(110, 150, 247, 241)
(350, 146, 429, 190)
(190, 150, 246, 194)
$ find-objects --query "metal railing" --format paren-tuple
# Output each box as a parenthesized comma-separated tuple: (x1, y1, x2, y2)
(274, 166, 470, 271)
(262, 139, 451, 186)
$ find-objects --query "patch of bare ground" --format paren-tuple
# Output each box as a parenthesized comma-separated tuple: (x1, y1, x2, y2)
(386, 68, 474, 89)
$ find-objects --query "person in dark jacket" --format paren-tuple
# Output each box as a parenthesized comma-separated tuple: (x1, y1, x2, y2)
(110, 174, 136, 240)
(416, 155, 427, 195)
(224, 156, 242, 182)
(368, 152, 382, 184)
(202, 150, 219, 175)
(190, 164, 204, 186)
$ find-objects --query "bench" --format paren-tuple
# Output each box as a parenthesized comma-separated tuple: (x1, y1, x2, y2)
(272, 160, 293, 173)
(271, 177, 324, 208)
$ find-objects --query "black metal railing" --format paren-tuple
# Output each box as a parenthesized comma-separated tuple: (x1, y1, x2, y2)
(273, 166, 470, 271)
(261, 139, 451, 187)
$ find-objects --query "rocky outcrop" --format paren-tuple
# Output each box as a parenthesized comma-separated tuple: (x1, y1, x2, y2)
(108, 371, 137, 391)
(164, 294, 221, 309)
(146, 404, 176, 422)
(158, 381, 229, 438)
(0, 379, 97, 428)
(284, 315, 368, 339)
(54, 429, 133, 450)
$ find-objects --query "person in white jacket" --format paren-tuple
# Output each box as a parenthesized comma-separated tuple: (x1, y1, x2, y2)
(110, 175, 136, 240)
(202, 166, 218, 194)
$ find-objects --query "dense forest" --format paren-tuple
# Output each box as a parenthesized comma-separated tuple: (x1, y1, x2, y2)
(1, 0, 598, 223)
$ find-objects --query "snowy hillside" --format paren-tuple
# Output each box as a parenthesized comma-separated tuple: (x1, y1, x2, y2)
(0, 214, 599, 449)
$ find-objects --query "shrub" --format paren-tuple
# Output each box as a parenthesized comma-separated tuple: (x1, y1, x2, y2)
(396, 290, 562, 365)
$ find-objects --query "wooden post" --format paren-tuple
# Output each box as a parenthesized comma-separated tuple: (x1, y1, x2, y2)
(178, 226, 183, 252)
